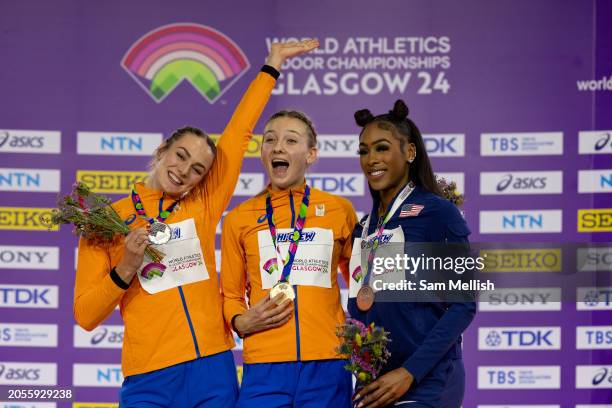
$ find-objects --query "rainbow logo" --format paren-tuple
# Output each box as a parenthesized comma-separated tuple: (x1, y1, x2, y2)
(121, 23, 250, 103)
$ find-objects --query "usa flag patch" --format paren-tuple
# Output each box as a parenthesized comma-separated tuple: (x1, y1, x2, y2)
(399, 204, 424, 217)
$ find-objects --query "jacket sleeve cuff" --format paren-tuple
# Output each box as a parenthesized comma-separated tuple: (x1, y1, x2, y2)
(402, 358, 428, 384)
(261, 65, 280, 80)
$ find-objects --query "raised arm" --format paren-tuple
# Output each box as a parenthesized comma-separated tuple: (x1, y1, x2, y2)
(201, 39, 319, 221)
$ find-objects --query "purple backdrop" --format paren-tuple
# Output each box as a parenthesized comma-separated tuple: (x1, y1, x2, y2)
(1, 0, 611, 407)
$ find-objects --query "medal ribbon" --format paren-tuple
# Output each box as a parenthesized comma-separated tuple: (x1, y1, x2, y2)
(131, 187, 179, 225)
(360, 182, 415, 286)
(265, 185, 311, 283)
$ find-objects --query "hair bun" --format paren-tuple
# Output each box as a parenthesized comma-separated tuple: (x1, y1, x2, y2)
(354, 109, 375, 127)
(389, 99, 409, 120)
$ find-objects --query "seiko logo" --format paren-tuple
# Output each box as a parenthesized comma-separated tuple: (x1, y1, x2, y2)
(496, 174, 546, 191)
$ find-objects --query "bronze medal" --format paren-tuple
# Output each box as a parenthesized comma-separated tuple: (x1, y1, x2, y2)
(356, 285, 375, 312)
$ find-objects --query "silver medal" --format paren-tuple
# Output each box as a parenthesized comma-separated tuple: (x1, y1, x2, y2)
(148, 221, 172, 245)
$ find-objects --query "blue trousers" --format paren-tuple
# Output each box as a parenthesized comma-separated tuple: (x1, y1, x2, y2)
(394, 358, 465, 407)
(119, 350, 239, 407)
(237, 359, 352, 408)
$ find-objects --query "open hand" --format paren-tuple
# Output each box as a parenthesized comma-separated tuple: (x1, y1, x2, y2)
(265, 39, 319, 71)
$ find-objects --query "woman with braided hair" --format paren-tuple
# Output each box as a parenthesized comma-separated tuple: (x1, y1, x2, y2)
(347, 100, 475, 407)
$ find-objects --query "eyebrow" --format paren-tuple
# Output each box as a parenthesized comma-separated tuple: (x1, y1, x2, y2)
(359, 138, 391, 146)
(264, 129, 303, 136)
(178, 146, 206, 170)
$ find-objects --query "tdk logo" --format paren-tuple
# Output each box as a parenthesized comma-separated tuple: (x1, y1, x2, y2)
(479, 327, 561, 350)
(423, 134, 465, 157)
(577, 287, 612, 310)
(0, 130, 61, 154)
(306, 174, 364, 196)
(77, 132, 161, 156)
(0, 285, 59, 309)
(579, 131, 612, 154)
(576, 326, 612, 349)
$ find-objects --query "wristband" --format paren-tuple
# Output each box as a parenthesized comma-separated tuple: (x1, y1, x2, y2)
(110, 266, 130, 290)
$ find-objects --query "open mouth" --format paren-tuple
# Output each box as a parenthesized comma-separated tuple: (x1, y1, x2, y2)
(368, 168, 386, 179)
(271, 159, 290, 177)
(167, 171, 183, 186)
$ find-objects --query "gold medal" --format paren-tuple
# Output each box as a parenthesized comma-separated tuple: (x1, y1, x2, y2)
(356, 286, 375, 312)
(270, 282, 295, 305)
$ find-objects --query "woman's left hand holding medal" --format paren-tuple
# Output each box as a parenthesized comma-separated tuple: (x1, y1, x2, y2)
(115, 227, 150, 284)
(233, 294, 294, 336)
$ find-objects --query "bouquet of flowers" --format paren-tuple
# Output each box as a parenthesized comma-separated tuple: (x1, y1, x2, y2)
(41, 182, 164, 263)
(336, 318, 391, 385)
(436, 175, 464, 207)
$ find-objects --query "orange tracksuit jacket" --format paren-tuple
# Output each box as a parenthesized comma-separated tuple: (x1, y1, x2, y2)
(221, 183, 357, 363)
(74, 70, 276, 377)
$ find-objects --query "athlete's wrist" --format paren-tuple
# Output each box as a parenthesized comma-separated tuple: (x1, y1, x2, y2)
(232, 314, 249, 337)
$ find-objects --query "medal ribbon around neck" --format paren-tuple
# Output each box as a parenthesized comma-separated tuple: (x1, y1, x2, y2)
(360, 181, 415, 287)
(265, 185, 311, 283)
(131, 187, 179, 225)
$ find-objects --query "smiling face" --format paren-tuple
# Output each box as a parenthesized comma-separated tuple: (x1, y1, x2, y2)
(358, 122, 415, 197)
(149, 133, 214, 196)
(261, 116, 317, 190)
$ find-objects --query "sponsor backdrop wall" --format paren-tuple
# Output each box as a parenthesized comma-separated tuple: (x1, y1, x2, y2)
(1, 0, 611, 407)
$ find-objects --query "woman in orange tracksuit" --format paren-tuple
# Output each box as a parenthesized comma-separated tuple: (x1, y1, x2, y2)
(221, 110, 357, 407)
(73, 40, 319, 407)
